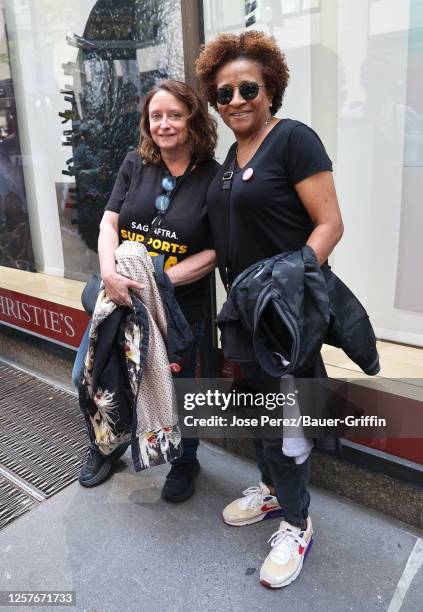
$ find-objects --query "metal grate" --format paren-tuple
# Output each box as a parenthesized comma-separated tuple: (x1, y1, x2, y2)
(0, 475, 38, 530)
(0, 363, 87, 497)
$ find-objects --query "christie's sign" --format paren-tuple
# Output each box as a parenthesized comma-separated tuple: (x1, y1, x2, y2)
(0, 287, 89, 349)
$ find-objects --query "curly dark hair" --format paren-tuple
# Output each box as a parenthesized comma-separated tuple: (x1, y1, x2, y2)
(138, 80, 217, 164)
(196, 31, 289, 115)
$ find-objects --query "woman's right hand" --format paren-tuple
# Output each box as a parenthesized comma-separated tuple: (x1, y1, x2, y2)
(103, 272, 144, 307)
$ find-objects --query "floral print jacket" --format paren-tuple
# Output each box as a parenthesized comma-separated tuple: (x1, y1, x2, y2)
(79, 242, 182, 471)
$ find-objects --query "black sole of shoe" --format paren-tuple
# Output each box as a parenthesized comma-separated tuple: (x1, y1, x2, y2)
(78, 443, 129, 488)
(78, 462, 112, 488)
(162, 481, 195, 503)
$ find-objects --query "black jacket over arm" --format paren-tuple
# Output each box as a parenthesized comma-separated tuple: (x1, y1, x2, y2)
(216, 246, 380, 377)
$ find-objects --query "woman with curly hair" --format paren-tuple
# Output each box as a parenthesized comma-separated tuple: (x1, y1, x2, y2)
(75, 80, 219, 502)
(196, 31, 343, 588)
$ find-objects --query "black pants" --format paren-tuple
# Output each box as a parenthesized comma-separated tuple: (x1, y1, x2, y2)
(252, 437, 310, 528)
(240, 360, 326, 528)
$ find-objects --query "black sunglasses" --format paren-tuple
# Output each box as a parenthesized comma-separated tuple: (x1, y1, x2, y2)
(215, 81, 266, 105)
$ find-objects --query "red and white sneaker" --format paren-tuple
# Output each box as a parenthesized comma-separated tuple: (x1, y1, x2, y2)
(260, 516, 313, 588)
(222, 482, 284, 526)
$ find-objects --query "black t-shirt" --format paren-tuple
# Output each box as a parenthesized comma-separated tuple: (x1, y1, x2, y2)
(105, 151, 220, 321)
(206, 119, 333, 285)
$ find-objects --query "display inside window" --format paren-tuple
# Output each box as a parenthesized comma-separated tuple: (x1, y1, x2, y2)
(58, 0, 184, 279)
(0, 4, 34, 272)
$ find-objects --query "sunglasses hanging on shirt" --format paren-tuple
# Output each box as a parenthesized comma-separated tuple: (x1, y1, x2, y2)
(154, 174, 177, 217)
(144, 161, 194, 246)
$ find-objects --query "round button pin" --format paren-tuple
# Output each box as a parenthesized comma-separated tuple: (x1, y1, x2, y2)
(242, 167, 254, 181)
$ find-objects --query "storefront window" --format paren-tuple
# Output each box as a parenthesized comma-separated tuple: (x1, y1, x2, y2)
(203, 0, 423, 347)
(0, 2, 34, 271)
(3, 0, 184, 280)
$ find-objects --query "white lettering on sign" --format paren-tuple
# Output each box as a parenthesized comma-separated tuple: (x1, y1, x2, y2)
(0, 295, 76, 337)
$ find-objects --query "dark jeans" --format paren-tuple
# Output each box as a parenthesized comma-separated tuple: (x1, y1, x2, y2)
(73, 318, 203, 460)
(72, 321, 90, 388)
(72, 321, 98, 451)
(171, 319, 204, 463)
(240, 362, 312, 528)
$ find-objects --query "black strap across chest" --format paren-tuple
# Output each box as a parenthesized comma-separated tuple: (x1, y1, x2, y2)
(221, 150, 237, 293)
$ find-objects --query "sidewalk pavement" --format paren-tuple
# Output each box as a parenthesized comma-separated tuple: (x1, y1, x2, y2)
(0, 442, 422, 612)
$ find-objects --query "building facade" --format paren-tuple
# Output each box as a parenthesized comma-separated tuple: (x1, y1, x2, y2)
(0, 0, 422, 471)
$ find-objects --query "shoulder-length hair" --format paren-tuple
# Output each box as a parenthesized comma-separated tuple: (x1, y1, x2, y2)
(138, 80, 217, 164)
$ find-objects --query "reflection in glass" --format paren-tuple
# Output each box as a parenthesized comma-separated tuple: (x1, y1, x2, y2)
(0, 4, 34, 271)
(58, 0, 183, 279)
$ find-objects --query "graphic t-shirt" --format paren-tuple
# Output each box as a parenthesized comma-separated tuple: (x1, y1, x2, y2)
(105, 151, 220, 320)
(206, 119, 333, 286)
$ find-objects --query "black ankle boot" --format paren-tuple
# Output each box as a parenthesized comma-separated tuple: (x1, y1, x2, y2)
(161, 458, 200, 502)
(78, 443, 129, 488)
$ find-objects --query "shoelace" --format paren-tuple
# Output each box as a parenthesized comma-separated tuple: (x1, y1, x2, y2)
(238, 485, 267, 510)
(84, 447, 93, 460)
(268, 526, 307, 564)
(83, 447, 96, 465)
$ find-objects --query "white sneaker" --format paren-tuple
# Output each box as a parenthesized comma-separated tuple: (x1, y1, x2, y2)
(260, 516, 313, 588)
(222, 482, 283, 527)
